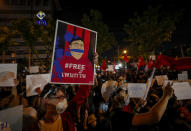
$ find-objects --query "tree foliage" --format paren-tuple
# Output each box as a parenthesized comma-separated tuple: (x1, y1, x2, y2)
(123, 6, 182, 58)
(12, 18, 55, 69)
(33, 18, 56, 69)
(0, 25, 19, 51)
(81, 9, 118, 58)
(12, 18, 38, 49)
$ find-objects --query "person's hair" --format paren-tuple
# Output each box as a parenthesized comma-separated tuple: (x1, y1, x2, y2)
(107, 73, 116, 80)
(69, 37, 83, 45)
(108, 88, 125, 110)
(40, 84, 67, 99)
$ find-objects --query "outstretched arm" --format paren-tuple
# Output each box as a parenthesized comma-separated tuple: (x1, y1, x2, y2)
(132, 82, 173, 126)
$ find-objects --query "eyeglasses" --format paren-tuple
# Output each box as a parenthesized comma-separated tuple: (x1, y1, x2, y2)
(49, 96, 65, 99)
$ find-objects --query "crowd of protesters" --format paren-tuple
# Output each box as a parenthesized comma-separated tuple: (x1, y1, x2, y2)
(0, 63, 191, 131)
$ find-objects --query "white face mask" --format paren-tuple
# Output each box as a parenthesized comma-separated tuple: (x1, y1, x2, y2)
(56, 98, 68, 113)
(120, 90, 130, 106)
(124, 96, 130, 106)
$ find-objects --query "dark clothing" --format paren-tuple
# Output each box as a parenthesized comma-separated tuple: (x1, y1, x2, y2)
(61, 85, 91, 131)
(110, 108, 134, 131)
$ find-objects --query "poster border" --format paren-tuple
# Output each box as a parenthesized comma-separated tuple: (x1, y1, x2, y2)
(50, 19, 97, 85)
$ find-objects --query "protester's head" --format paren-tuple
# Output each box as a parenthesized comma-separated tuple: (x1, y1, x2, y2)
(0, 87, 12, 99)
(107, 72, 116, 80)
(88, 114, 97, 128)
(41, 84, 68, 114)
(147, 93, 160, 107)
(69, 37, 84, 60)
(102, 80, 118, 103)
(109, 88, 129, 111)
(118, 76, 125, 86)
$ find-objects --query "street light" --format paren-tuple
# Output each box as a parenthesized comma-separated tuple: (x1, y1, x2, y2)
(122, 49, 127, 72)
(123, 50, 127, 54)
(118, 63, 122, 68)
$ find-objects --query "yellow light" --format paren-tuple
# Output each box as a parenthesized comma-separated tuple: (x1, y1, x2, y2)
(123, 50, 127, 54)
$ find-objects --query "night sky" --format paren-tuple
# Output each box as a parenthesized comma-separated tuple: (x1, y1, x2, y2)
(57, 0, 191, 57)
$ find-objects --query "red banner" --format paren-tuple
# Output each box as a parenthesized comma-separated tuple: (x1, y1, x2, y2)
(155, 54, 191, 70)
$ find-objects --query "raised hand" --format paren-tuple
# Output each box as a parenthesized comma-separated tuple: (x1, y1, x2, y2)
(163, 82, 174, 98)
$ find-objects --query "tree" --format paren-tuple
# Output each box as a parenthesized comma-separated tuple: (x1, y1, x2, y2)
(81, 9, 118, 60)
(12, 18, 55, 71)
(12, 18, 38, 49)
(12, 18, 39, 69)
(0, 25, 19, 63)
(123, 6, 182, 58)
(33, 18, 56, 71)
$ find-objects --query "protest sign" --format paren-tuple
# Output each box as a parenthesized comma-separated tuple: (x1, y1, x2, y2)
(29, 66, 39, 73)
(178, 73, 188, 82)
(26, 74, 50, 97)
(50, 20, 97, 85)
(172, 82, 191, 100)
(182, 71, 188, 74)
(0, 105, 23, 131)
(155, 75, 168, 86)
(106, 65, 114, 72)
(0, 64, 17, 87)
(128, 83, 146, 98)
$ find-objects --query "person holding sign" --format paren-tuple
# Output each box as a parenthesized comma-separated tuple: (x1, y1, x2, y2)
(38, 51, 99, 131)
(38, 81, 92, 131)
(0, 79, 28, 110)
(106, 82, 174, 131)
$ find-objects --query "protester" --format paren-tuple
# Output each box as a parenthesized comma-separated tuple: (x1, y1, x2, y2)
(1, 53, 191, 131)
(0, 79, 28, 109)
(104, 82, 174, 131)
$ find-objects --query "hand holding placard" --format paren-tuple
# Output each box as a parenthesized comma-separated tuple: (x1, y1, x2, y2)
(163, 82, 174, 99)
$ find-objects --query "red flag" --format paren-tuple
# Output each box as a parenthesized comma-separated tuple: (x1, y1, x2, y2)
(137, 56, 146, 69)
(101, 58, 107, 71)
(155, 54, 191, 70)
(155, 54, 172, 68)
(113, 60, 116, 71)
(148, 58, 154, 69)
(123, 54, 129, 63)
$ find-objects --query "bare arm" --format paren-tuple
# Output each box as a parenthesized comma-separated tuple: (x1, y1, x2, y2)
(132, 82, 173, 126)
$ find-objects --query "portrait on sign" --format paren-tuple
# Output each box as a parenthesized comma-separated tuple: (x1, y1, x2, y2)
(50, 20, 97, 85)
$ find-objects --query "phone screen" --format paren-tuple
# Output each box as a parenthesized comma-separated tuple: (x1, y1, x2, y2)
(99, 103, 108, 112)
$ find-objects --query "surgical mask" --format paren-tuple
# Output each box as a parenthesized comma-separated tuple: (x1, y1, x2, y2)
(120, 90, 130, 106)
(124, 95, 130, 106)
(56, 98, 68, 113)
(124, 97, 130, 106)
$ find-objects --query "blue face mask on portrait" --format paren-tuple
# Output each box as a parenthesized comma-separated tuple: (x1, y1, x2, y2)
(70, 49, 84, 53)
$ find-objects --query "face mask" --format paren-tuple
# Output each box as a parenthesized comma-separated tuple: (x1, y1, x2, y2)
(119, 90, 130, 106)
(124, 95, 130, 106)
(56, 98, 68, 113)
